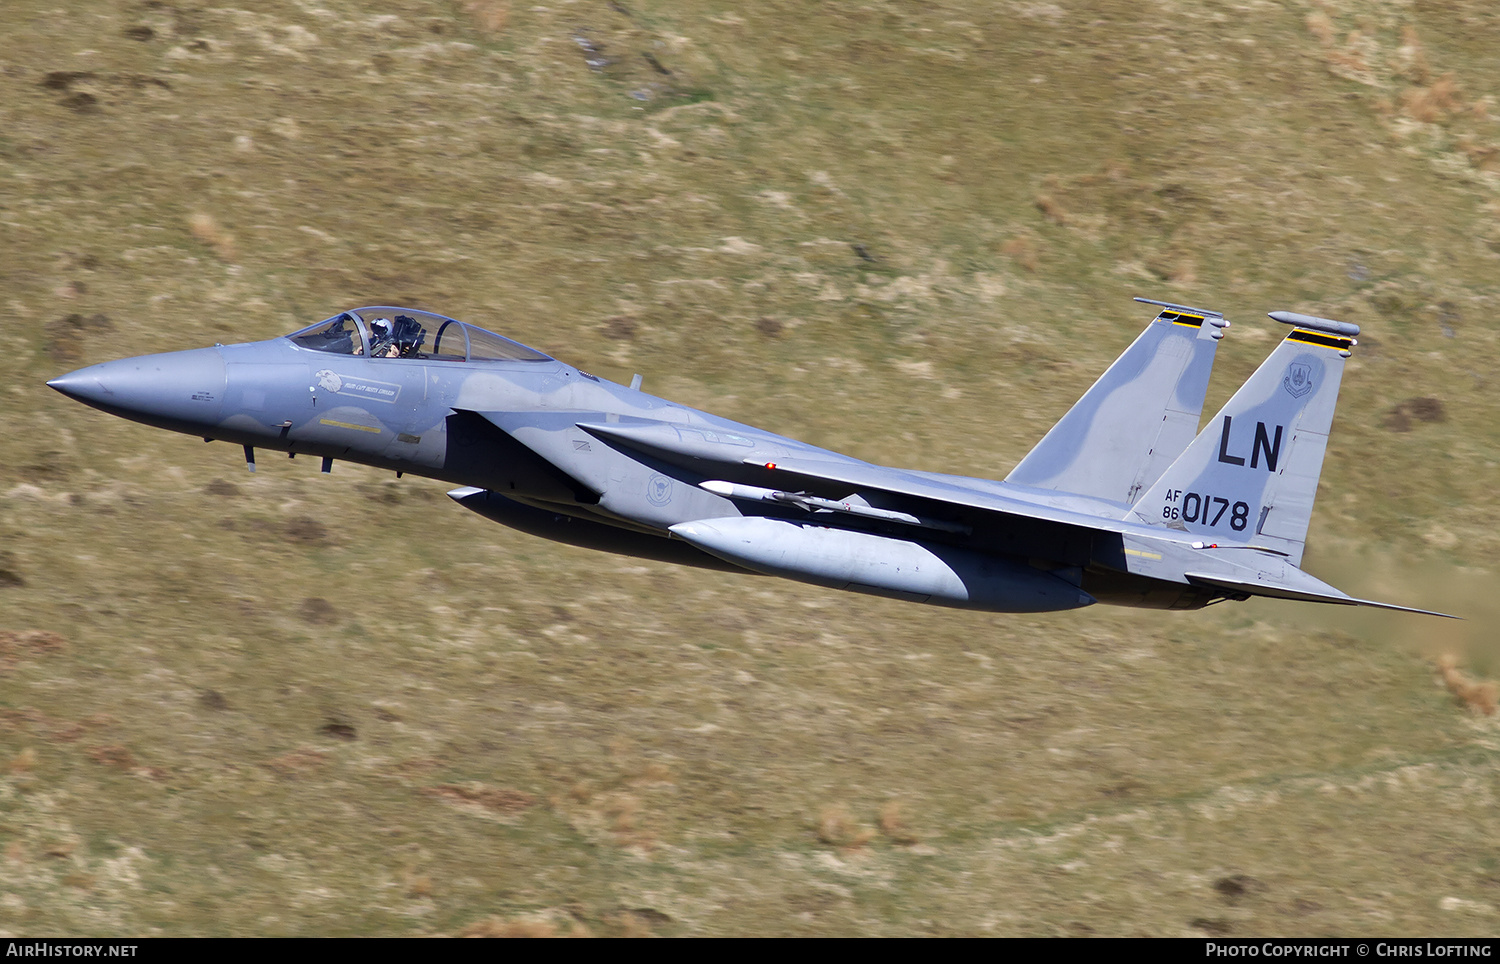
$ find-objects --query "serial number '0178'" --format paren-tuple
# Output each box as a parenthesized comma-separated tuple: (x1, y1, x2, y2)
(1162, 490, 1249, 531)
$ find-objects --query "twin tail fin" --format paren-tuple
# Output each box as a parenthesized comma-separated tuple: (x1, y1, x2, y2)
(1006, 297, 1228, 503)
(1127, 311, 1358, 568)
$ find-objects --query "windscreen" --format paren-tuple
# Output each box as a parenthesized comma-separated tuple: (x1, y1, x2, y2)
(286, 313, 366, 355)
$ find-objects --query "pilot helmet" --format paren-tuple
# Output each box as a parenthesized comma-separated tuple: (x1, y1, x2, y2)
(371, 318, 392, 337)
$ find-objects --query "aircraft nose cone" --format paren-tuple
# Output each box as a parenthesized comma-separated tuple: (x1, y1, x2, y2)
(48, 347, 227, 430)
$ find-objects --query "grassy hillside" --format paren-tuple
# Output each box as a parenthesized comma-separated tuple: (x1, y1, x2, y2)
(1, 0, 1497, 936)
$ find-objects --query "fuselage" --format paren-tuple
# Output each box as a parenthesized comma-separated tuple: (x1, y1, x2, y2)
(47, 308, 1225, 613)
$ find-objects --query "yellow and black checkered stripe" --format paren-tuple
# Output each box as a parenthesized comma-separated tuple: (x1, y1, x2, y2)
(1160, 310, 1206, 328)
(1286, 328, 1355, 350)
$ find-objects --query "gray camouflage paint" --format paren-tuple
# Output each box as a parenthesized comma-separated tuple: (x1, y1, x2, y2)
(47, 303, 1451, 618)
(1006, 304, 1227, 503)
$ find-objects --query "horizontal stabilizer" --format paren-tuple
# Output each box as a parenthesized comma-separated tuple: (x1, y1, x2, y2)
(1183, 572, 1458, 618)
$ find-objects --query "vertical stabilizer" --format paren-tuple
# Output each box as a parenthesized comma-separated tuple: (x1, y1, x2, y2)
(1006, 298, 1227, 503)
(1127, 312, 1358, 567)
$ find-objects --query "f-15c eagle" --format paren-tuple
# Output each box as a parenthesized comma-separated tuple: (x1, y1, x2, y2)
(47, 296, 1451, 618)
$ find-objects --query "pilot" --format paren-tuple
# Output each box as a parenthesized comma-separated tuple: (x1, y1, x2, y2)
(370, 319, 400, 358)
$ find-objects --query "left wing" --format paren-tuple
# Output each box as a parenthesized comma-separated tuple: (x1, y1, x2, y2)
(581, 419, 1130, 565)
(579, 411, 1453, 617)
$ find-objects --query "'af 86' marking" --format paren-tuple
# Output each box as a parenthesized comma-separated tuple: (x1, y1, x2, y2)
(1162, 489, 1249, 531)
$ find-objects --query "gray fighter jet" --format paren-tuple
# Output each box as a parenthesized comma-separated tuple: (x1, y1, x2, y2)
(47, 298, 1452, 617)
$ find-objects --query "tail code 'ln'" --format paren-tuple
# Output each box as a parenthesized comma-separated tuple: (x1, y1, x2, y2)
(1127, 312, 1357, 568)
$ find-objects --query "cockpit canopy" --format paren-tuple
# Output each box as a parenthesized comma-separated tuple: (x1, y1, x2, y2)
(286, 307, 552, 363)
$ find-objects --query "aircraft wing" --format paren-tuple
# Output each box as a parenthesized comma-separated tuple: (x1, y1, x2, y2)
(578, 421, 1124, 526)
(579, 419, 1136, 568)
(578, 418, 1452, 616)
(734, 453, 1124, 532)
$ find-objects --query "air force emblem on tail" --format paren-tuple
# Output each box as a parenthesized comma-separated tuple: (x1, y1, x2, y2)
(1283, 362, 1313, 398)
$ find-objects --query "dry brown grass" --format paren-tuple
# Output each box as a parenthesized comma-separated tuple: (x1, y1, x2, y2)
(464, 1, 510, 36)
(7, 747, 37, 774)
(1306, 13, 1335, 48)
(1396, 25, 1431, 85)
(424, 783, 538, 813)
(608, 794, 638, 833)
(262, 747, 329, 778)
(616, 912, 654, 938)
(631, 761, 673, 786)
(1456, 136, 1500, 172)
(1153, 251, 1197, 286)
(596, 793, 656, 850)
(877, 800, 919, 845)
(1034, 193, 1067, 226)
(1000, 237, 1039, 272)
(459, 917, 559, 938)
(60, 871, 97, 890)
(86, 744, 135, 769)
(186, 212, 236, 262)
(1325, 42, 1371, 78)
(0, 630, 67, 657)
(1437, 655, 1498, 717)
(402, 870, 433, 899)
(816, 804, 875, 850)
(1401, 74, 1465, 124)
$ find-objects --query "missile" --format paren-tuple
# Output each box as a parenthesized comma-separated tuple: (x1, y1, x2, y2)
(698, 479, 970, 535)
(669, 515, 1094, 613)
